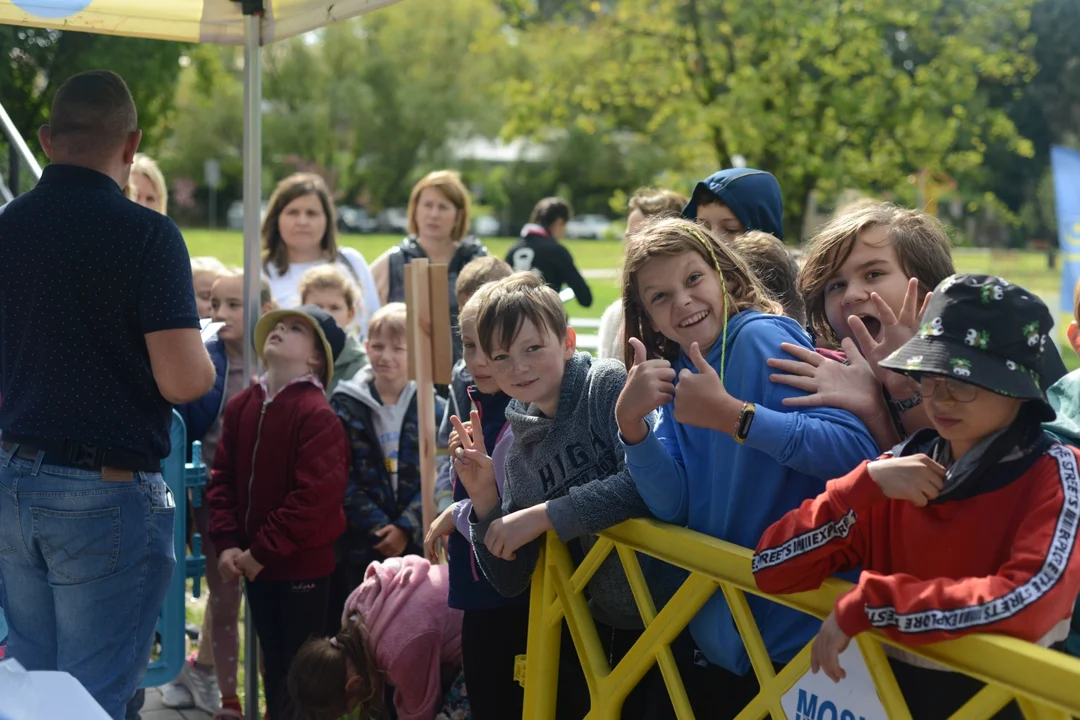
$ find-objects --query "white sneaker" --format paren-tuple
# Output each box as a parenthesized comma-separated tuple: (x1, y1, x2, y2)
(179, 659, 222, 714)
(159, 679, 195, 709)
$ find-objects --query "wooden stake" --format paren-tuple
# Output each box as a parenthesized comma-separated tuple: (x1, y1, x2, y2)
(428, 264, 453, 384)
(405, 258, 438, 539)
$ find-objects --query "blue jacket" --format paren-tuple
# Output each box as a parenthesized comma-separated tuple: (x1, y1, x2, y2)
(683, 168, 784, 240)
(176, 335, 228, 452)
(623, 310, 878, 674)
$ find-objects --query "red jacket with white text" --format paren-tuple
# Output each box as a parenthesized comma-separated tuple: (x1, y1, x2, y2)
(753, 439, 1080, 645)
(207, 377, 348, 582)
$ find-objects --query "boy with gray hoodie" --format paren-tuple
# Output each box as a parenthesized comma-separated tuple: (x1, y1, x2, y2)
(451, 273, 671, 717)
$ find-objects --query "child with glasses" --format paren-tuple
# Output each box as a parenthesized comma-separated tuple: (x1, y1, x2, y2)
(754, 274, 1080, 719)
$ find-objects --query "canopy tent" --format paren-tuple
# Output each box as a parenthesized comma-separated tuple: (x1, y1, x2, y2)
(0, 3, 403, 717)
(0, 0, 399, 44)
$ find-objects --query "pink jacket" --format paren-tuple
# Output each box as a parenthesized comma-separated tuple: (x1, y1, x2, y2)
(343, 556, 463, 720)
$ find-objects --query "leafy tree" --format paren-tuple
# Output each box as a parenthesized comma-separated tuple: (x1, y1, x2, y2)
(0, 27, 187, 158)
(503, 0, 1038, 239)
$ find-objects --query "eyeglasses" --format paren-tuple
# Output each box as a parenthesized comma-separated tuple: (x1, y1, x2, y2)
(918, 375, 979, 403)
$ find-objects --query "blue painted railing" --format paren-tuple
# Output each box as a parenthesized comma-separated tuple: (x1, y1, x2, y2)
(141, 411, 207, 688)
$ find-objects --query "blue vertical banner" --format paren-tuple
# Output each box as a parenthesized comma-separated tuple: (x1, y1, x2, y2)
(1053, 145, 1080, 312)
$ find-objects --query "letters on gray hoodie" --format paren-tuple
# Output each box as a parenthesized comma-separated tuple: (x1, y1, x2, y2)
(470, 352, 652, 628)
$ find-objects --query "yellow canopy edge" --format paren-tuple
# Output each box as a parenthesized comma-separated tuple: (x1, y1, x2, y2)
(0, 0, 402, 44)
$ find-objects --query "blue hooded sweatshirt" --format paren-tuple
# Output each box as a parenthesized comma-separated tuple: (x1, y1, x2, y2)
(683, 169, 784, 240)
(622, 310, 878, 674)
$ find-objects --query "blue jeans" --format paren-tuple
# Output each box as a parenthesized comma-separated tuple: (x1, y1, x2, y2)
(0, 444, 175, 720)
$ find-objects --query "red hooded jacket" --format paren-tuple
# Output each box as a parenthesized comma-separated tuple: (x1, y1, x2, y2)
(753, 442, 1080, 646)
(207, 379, 348, 581)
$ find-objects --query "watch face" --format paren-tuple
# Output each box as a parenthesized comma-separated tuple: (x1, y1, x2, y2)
(736, 405, 755, 440)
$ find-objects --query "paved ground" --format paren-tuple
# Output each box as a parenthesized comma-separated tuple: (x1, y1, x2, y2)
(139, 687, 214, 720)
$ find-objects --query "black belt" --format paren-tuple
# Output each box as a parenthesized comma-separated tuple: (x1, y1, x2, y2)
(0, 436, 161, 473)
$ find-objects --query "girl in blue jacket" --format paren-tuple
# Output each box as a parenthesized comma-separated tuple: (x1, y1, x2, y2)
(615, 217, 879, 718)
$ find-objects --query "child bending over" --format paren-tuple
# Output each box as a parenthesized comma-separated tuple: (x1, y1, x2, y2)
(289, 556, 465, 720)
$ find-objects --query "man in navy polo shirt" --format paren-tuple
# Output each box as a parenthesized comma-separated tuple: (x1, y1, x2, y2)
(0, 70, 215, 720)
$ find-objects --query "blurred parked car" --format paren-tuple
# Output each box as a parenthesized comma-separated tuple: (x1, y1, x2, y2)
(472, 215, 502, 237)
(377, 207, 409, 235)
(226, 200, 268, 230)
(337, 206, 378, 234)
(565, 214, 613, 240)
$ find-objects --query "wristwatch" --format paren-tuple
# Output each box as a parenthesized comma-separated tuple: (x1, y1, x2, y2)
(733, 402, 756, 444)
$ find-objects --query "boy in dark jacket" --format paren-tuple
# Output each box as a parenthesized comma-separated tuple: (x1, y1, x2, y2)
(435, 255, 513, 512)
(331, 302, 446, 590)
(207, 304, 348, 720)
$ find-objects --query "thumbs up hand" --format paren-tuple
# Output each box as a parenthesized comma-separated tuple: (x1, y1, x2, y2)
(673, 342, 741, 432)
(615, 337, 676, 445)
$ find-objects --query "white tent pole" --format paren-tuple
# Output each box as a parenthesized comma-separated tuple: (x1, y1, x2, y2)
(0, 100, 42, 180)
(241, 10, 263, 720)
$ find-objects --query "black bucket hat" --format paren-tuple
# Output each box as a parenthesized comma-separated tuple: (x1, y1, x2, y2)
(880, 274, 1056, 420)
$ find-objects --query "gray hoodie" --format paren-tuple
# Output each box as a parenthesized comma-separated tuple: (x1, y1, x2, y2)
(334, 365, 416, 492)
(470, 352, 651, 628)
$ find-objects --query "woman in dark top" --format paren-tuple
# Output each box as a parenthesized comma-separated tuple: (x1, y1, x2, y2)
(370, 170, 487, 363)
(504, 196, 592, 307)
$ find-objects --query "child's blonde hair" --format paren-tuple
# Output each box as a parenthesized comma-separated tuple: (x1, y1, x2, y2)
(475, 273, 568, 357)
(298, 265, 361, 312)
(732, 231, 806, 326)
(455, 255, 513, 302)
(799, 203, 954, 347)
(191, 256, 227, 280)
(628, 188, 687, 219)
(131, 153, 169, 214)
(368, 302, 407, 343)
(213, 268, 277, 310)
(288, 615, 383, 720)
(621, 217, 782, 365)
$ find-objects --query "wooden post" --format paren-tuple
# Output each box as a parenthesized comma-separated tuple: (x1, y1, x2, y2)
(405, 259, 452, 543)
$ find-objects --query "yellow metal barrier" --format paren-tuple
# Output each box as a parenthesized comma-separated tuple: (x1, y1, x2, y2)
(517, 519, 1080, 720)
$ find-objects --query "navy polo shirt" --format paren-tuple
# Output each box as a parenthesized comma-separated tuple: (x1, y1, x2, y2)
(0, 164, 200, 460)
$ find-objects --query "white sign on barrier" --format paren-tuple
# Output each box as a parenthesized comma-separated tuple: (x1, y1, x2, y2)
(779, 643, 888, 720)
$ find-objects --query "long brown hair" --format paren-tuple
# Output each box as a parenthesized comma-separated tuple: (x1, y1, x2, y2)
(262, 172, 338, 276)
(288, 614, 384, 720)
(621, 217, 782, 365)
(799, 202, 954, 348)
(406, 170, 471, 243)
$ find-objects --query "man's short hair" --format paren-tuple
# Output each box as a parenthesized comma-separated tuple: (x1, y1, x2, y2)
(455, 256, 513, 301)
(48, 70, 137, 154)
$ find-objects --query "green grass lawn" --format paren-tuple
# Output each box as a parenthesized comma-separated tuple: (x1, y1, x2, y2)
(182, 229, 623, 320)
